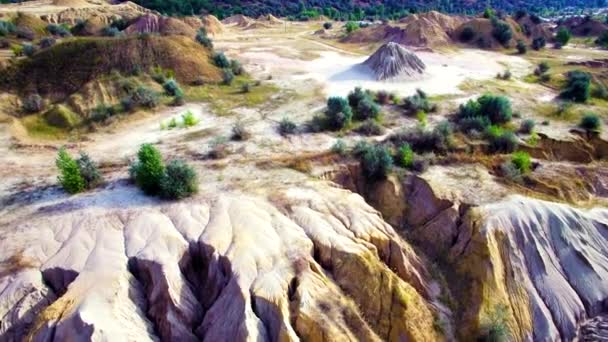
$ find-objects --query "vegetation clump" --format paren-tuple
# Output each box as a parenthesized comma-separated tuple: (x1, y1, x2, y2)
(325, 96, 353, 130)
(22, 94, 44, 113)
(56, 148, 103, 194)
(516, 40, 527, 54)
(231, 122, 250, 140)
(403, 89, 436, 114)
(130, 144, 165, 195)
(511, 151, 532, 174)
(163, 78, 183, 97)
(458, 94, 512, 127)
(485, 125, 518, 153)
(491, 18, 513, 46)
(357, 143, 393, 180)
(519, 119, 536, 134)
(555, 27, 571, 46)
(195, 27, 213, 48)
(159, 160, 198, 200)
(279, 118, 297, 136)
(532, 36, 546, 50)
(122, 86, 160, 111)
(579, 113, 601, 132)
(560, 71, 591, 103)
(213, 52, 231, 68)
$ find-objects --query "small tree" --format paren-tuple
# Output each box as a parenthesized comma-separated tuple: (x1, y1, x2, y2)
(359, 144, 393, 180)
(516, 40, 527, 54)
(213, 52, 231, 68)
(345, 21, 359, 33)
(56, 147, 85, 194)
(579, 113, 601, 132)
(323, 22, 332, 30)
(556, 27, 571, 46)
(159, 160, 198, 200)
(163, 79, 183, 97)
(561, 71, 591, 103)
(532, 36, 546, 50)
(511, 151, 531, 174)
(130, 144, 165, 195)
(77, 152, 103, 189)
(326, 96, 352, 130)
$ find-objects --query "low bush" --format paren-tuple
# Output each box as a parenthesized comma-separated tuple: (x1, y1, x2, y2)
(47, 23, 71, 37)
(213, 52, 231, 68)
(459, 116, 491, 133)
(22, 43, 36, 57)
(323, 22, 332, 30)
(231, 122, 250, 141)
(479, 304, 511, 342)
(195, 28, 213, 48)
(56, 147, 85, 194)
(163, 79, 183, 97)
(326, 96, 352, 130)
(356, 119, 385, 136)
(458, 94, 512, 125)
(208, 136, 230, 159)
(348, 87, 367, 109)
(159, 160, 198, 200)
(122, 86, 160, 110)
(519, 119, 536, 134)
(241, 83, 251, 93)
(491, 19, 513, 46)
(500, 161, 524, 184)
(222, 68, 235, 85)
(279, 118, 297, 135)
(181, 111, 198, 127)
(532, 36, 546, 50)
(511, 151, 531, 174)
(90, 104, 117, 122)
(485, 125, 518, 153)
(397, 143, 414, 168)
(171, 94, 185, 106)
(230, 59, 244, 75)
(39, 37, 56, 49)
(516, 40, 527, 54)
(358, 144, 393, 180)
(556, 27, 571, 46)
(77, 152, 103, 189)
(345, 21, 359, 33)
(579, 113, 601, 132)
(391, 124, 452, 154)
(403, 89, 436, 113)
(355, 96, 380, 120)
(0, 20, 15, 36)
(331, 139, 347, 155)
(460, 26, 476, 42)
(102, 26, 122, 37)
(560, 71, 591, 103)
(129, 144, 165, 195)
(22, 94, 44, 113)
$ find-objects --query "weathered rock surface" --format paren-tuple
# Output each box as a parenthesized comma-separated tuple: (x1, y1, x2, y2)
(125, 13, 196, 37)
(0, 183, 444, 341)
(362, 42, 426, 81)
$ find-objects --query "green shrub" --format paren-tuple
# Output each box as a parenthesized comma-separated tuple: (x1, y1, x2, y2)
(345, 21, 359, 33)
(39, 37, 56, 49)
(477, 94, 512, 124)
(47, 23, 71, 37)
(22, 43, 36, 57)
(556, 27, 571, 46)
(356, 119, 385, 136)
(397, 143, 414, 168)
(102, 26, 122, 37)
(56, 147, 85, 194)
(479, 304, 511, 342)
(323, 22, 332, 30)
(241, 83, 251, 93)
(331, 139, 347, 155)
(77, 152, 103, 189)
(90, 104, 117, 122)
(230, 59, 244, 75)
(519, 119, 536, 134)
(22, 94, 44, 113)
(460, 26, 476, 42)
(485, 126, 518, 153)
(532, 36, 546, 50)
(326, 96, 352, 130)
(213, 52, 231, 68)
(122, 86, 160, 110)
(535, 61, 550, 75)
(483, 7, 496, 19)
(348, 87, 367, 108)
(459, 116, 491, 133)
(167, 117, 178, 129)
(359, 144, 393, 180)
(195, 28, 213, 48)
(222, 68, 235, 85)
(391, 124, 452, 154)
(130, 144, 165, 195)
(403, 89, 435, 113)
(279, 118, 297, 135)
(491, 19, 513, 46)
(181, 111, 198, 127)
(579, 113, 601, 132)
(231, 122, 250, 141)
(355, 96, 380, 120)
(596, 30, 608, 48)
(163, 79, 183, 97)
(516, 40, 527, 54)
(159, 160, 198, 200)
(0, 20, 15, 36)
(561, 71, 591, 103)
(511, 151, 531, 174)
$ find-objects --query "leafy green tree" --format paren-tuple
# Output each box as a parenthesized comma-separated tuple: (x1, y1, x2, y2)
(345, 21, 359, 33)
(213, 52, 230, 68)
(56, 147, 85, 194)
(596, 30, 608, 48)
(516, 40, 527, 54)
(77, 152, 103, 189)
(326, 96, 352, 130)
(579, 113, 601, 132)
(160, 160, 198, 199)
(556, 27, 572, 46)
(561, 71, 591, 103)
(130, 144, 165, 195)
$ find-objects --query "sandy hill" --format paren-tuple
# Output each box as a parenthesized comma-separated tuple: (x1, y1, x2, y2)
(515, 13, 553, 41)
(257, 13, 282, 24)
(559, 16, 608, 36)
(125, 13, 196, 36)
(0, 35, 222, 100)
(221, 14, 253, 27)
(362, 42, 426, 80)
(200, 14, 224, 35)
(453, 17, 527, 49)
(342, 11, 466, 47)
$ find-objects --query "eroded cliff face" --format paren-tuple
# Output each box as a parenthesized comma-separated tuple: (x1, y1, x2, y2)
(0, 183, 446, 341)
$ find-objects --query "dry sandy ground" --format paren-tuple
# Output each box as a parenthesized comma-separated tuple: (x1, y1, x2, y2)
(0, 0, 104, 15)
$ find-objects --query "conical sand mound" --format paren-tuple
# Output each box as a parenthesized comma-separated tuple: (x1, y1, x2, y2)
(362, 42, 426, 81)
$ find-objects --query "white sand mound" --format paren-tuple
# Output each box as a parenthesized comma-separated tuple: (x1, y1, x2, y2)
(362, 42, 426, 80)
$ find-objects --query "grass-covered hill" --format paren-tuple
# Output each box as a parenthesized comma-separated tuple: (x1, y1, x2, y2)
(0, 34, 222, 99)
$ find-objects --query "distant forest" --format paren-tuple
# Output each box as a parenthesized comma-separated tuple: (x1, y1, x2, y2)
(131, 0, 607, 19)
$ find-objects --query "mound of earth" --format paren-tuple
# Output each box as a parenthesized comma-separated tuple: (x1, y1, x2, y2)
(0, 35, 222, 101)
(515, 13, 552, 41)
(362, 42, 426, 80)
(41, 1, 151, 25)
(200, 14, 224, 35)
(454, 17, 527, 49)
(0, 183, 445, 341)
(125, 13, 196, 36)
(222, 14, 253, 27)
(257, 14, 282, 24)
(70, 15, 106, 36)
(558, 16, 608, 37)
(14, 13, 48, 38)
(342, 11, 466, 47)
(52, 0, 91, 7)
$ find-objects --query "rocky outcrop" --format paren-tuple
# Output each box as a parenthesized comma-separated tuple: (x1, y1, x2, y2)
(362, 42, 426, 81)
(0, 184, 445, 341)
